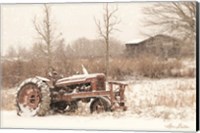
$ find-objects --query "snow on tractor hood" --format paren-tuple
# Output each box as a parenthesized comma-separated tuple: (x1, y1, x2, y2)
(56, 73, 105, 86)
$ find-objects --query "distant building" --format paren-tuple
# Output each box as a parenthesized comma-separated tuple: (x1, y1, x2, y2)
(125, 34, 182, 58)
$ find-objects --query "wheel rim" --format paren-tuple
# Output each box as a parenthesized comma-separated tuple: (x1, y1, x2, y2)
(18, 83, 41, 110)
(94, 100, 105, 113)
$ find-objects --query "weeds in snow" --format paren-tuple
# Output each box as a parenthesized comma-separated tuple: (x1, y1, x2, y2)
(125, 78, 195, 120)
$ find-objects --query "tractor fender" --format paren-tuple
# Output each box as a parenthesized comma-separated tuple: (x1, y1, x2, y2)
(98, 96, 112, 107)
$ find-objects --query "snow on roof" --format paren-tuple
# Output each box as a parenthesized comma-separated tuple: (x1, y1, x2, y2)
(125, 37, 148, 44)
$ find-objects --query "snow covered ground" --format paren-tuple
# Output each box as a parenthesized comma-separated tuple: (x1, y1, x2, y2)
(1, 110, 195, 131)
(1, 78, 196, 131)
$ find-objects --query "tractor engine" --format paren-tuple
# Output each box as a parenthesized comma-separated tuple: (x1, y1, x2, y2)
(49, 73, 106, 113)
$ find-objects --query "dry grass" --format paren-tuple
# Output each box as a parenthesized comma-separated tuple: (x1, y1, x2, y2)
(82, 55, 193, 79)
(2, 54, 195, 89)
(126, 78, 196, 120)
(155, 91, 195, 108)
(1, 88, 16, 110)
(134, 55, 182, 78)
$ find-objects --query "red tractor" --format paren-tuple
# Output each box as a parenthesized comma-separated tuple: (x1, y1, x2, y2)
(16, 68, 127, 116)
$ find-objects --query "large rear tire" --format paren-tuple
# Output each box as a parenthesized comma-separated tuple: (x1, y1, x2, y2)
(16, 77, 51, 116)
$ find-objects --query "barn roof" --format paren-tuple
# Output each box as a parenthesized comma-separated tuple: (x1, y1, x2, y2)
(125, 34, 181, 46)
(125, 37, 148, 45)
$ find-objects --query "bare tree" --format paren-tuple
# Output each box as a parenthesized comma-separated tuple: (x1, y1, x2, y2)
(143, 2, 196, 43)
(95, 3, 120, 79)
(33, 4, 61, 69)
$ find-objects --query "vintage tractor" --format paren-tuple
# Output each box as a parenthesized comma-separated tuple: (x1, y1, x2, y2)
(16, 67, 127, 116)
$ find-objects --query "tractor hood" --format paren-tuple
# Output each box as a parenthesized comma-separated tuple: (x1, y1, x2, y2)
(55, 73, 105, 86)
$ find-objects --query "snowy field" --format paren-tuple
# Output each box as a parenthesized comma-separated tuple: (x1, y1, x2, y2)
(1, 110, 195, 131)
(1, 78, 196, 131)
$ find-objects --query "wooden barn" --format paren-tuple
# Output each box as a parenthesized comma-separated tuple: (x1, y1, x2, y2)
(125, 34, 183, 58)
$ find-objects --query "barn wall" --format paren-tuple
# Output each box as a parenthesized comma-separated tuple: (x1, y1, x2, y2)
(125, 35, 181, 58)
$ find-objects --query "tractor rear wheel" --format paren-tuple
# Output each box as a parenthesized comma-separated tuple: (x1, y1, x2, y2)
(16, 78, 51, 116)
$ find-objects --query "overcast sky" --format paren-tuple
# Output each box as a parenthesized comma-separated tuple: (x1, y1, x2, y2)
(1, 3, 152, 55)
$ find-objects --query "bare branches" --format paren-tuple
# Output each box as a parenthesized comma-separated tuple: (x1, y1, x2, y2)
(33, 4, 56, 69)
(94, 3, 120, 78)
(94, 18, 107, 40)
(95, 3, 120, 40)
(33, 17, 48, 44)
(143, 2, 196, 41)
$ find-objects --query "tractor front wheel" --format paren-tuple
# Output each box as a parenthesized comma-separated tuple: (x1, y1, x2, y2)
(90, 97, 111, 113)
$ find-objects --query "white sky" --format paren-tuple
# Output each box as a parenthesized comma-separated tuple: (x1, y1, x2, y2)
(1, 3, 152, 55)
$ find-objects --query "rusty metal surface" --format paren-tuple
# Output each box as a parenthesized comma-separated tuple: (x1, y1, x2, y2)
(53, 91, 111, 102)
(52, 80, 127, 111)
(108, 81, 128, 86)
(55, 73, 105, 87)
